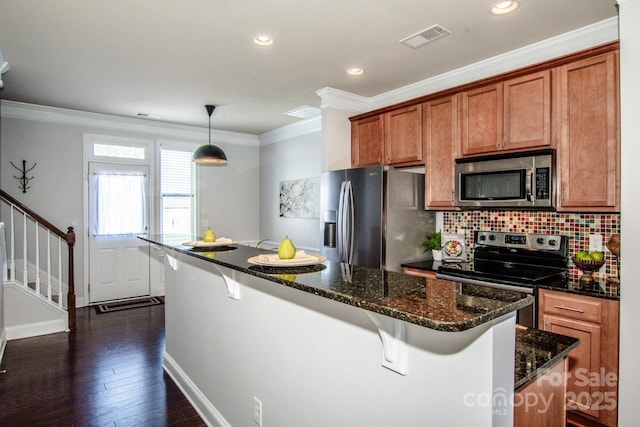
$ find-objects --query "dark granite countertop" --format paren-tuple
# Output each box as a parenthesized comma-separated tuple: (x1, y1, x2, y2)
(514, 325, 580, 390)
(547, 270, 621, 300)
(401, 259, 438, 271)
(141, 235, 532, 332)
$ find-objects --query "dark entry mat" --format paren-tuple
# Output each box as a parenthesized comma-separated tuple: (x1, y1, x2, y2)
(95, 296, 164, 314)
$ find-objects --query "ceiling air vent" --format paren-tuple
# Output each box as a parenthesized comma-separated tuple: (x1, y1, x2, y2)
(284, 105, 321, 119)
(400, 25, 452, 49)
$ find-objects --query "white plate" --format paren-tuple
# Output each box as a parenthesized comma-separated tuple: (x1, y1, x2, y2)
(183, 238, 235, 247)
(443, 239, 463, 256)
(247, 251, 326, 267)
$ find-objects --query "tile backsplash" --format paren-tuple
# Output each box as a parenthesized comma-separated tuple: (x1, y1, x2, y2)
(442, 211, 621, 278)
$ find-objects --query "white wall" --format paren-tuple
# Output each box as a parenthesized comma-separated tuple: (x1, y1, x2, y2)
(0, 223, 5, 361)
(259, 129, 321, 250)
(616, 1, 640, 424)
(0, 108, 261, 305)
(197, 143, 260, 240)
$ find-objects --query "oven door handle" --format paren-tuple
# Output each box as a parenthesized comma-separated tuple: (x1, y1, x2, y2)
(435, 273, 535, 294)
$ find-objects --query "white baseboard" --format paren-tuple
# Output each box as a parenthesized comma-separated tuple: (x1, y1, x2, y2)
(5, 318, 67, 340)
(163, 352, 231, 427)
(0, 328, 7, 363)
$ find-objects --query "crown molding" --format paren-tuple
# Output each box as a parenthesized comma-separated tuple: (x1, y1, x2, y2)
(317, 17, 619, 113)
(259, 116, 321, 146)
(315, 87, 371, 113)
(370, 17, 619, 108)
(0, 100, 260, 147)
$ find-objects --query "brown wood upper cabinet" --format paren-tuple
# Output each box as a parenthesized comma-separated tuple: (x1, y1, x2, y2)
(352, 105, 422, 167)
(423, 95, 458, 209)
(384, 104, 422, 165)
(459, 70, 551, 156)
(351, 114, 384, 167)
(556, 52, 619, 212)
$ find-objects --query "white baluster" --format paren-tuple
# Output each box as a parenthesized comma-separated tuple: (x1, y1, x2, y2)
(58, 236, 63, 308)
(47, 231, 52, 302)
(9, 206, 15, 281)
(35, 222, 41, 295)
(23, 213, 28, 288)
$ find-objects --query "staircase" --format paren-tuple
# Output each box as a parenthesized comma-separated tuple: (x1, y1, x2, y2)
(0, 189, 76, 340)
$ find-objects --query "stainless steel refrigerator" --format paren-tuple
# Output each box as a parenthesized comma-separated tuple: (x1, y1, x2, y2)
(319, 165, 435, 272)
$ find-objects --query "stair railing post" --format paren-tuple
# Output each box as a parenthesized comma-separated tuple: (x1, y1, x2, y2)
(66, 226, 76, 331)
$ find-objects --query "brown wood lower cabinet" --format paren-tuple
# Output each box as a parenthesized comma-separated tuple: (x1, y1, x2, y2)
(539, 289, 619, 426)
(514, 358, 568, 427)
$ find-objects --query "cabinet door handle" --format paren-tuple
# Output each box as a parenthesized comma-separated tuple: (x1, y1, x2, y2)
(554, 304, 585, 313)
(496, 139, 500, 149)
(543, 320, 548, 331)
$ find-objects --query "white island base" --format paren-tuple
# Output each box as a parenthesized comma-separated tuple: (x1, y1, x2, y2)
(161, 251, 517, 427)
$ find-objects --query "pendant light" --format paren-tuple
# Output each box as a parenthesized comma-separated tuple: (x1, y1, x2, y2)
(193, 105, 228, 165)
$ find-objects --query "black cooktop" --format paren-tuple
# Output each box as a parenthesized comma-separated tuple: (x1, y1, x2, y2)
(437, 231, 569, 288)
(437, 260, 567, 288)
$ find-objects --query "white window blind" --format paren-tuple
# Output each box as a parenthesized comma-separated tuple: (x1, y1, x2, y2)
(161, 148, 196, 236)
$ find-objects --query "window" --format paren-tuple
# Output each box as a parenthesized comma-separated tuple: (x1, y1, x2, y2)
(92, 172, 147, 237)
(93, 143, 146, 160)
(161, 148, 196, 236)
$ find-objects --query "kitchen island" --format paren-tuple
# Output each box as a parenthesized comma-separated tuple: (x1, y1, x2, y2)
(142, 235, 533, 427)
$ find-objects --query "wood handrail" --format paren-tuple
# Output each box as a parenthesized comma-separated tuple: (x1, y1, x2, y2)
(0, 189, 73, 243)
(0, 189, 76, 330)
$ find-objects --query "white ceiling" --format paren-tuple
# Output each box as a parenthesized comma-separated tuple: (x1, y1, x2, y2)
(0, 1, 618, 135)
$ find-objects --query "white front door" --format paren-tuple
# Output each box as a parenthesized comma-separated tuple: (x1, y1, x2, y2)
(88, 162, 150, 303)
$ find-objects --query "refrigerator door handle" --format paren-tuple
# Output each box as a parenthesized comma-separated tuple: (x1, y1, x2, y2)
(337, 181, 347, 262)
(346, 181, 355, 264)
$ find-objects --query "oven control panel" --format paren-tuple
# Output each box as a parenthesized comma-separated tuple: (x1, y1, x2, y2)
(475, 231, 566, 252)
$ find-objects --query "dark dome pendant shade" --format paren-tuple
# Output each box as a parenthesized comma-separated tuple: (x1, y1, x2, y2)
(193, 104, 228, 165)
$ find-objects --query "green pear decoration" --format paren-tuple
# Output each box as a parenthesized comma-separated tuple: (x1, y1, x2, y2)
(202, 228, 216, 242)
(278, 236, 296, 259)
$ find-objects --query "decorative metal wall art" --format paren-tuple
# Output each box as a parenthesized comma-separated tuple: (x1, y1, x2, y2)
(10, 160, 37, 193)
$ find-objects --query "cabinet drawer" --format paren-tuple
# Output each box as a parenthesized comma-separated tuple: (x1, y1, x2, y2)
(541, 292, 602, 324)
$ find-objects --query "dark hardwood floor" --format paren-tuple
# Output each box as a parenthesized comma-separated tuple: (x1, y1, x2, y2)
(0, 304, 205, 426)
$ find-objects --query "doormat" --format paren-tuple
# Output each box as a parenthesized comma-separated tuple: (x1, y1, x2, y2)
(95, 296, 164, 314)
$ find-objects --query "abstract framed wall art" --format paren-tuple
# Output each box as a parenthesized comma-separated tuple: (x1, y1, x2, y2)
(279, 177, 320, 218)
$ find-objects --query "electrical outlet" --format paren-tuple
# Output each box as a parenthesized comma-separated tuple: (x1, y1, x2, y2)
(200, 219, 209, 227)
(253, 396, 262, 426)
(589, 234, 603, 252)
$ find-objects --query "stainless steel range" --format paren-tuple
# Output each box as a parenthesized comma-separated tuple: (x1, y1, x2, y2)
(436, 231, 569, 327)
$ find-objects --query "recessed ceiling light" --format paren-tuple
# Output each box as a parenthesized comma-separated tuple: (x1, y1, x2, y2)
(490, 0, 520, 15)
(253, 35, 274, 46)
(347, 67, 365, 76)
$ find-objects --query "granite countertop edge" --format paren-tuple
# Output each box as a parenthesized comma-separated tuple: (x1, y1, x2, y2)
(141, 236, 532, 333)
(514, 326, 581, 390)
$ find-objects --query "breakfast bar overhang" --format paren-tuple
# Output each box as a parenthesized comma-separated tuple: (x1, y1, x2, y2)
(142, 235, 532, 427)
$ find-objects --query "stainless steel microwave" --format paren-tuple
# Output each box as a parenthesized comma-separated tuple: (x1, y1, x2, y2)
(454, 149, 555, 209)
